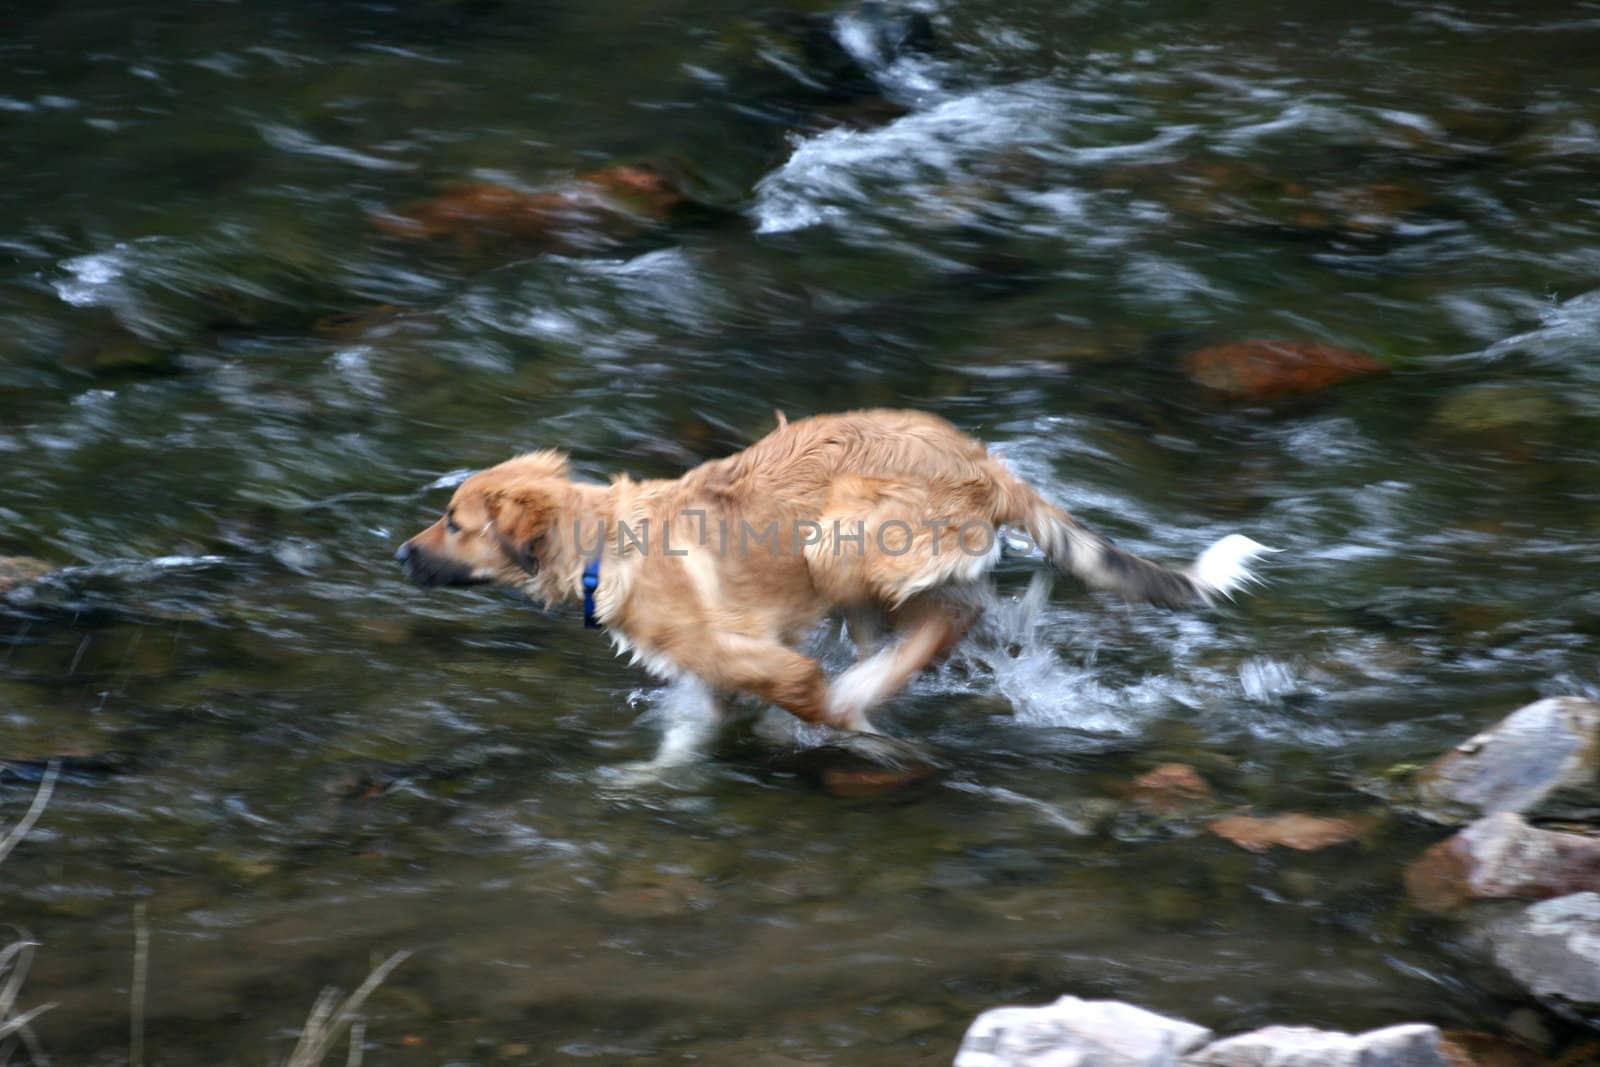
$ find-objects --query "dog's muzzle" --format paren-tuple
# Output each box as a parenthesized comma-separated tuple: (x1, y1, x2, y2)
(394, 543, 491, 588)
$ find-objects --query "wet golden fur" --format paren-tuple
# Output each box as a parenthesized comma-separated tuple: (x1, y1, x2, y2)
(397, 409, 1265, 734)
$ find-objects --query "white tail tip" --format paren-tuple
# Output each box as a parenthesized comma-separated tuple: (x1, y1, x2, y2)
(1190, 534, 1276, 600)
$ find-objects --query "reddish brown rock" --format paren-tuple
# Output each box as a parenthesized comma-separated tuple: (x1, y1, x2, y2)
(579, 162, 687, 220)
(1181, 340, 1387, 401)
(1403, 812, 1600, 914)
(1438, 1031, 1543, 1067)
(1329, 183, 1433, 233)
(375, 182, 586, 244)
(1130, 763, 1214, 816)
(375, 163, 685, 254)
(820, 762, 937, 797)
(777, 733, 942, 797)
(1208, 813, 1375, 853)
(0, 556, 54, 594)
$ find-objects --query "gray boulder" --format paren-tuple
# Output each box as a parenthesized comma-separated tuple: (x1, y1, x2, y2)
(1181, 1024, 1446, 1067)
(1486, 892, 1600, 1017)
(1410, 697, 1600, 824)
(1404, 812, 1600, 914)
(954, 995, 1212, 1067)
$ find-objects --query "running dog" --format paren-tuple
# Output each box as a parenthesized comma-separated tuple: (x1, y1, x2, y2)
(395, 409, 1268, 737)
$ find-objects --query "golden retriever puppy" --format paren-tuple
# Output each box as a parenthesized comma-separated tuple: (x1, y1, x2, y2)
(396, 409, 1268, 744)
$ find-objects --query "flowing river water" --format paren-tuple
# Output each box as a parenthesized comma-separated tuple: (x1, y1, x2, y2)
(4, 0, 1600, 1063)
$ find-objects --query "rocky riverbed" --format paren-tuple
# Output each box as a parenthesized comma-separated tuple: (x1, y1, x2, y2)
(956, 697, 1600, 1065)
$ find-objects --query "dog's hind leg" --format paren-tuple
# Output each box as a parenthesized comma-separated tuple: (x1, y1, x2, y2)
(827, 597, 970, 732)
(844, 605, 885, 659)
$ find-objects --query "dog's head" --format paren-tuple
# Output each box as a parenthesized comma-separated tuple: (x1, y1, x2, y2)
(395, 450, 571, 592)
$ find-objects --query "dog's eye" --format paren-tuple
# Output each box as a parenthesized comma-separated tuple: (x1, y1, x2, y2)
(445, 512, 462, 534)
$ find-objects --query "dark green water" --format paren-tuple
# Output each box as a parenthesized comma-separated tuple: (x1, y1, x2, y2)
(3, 0, 1600, 1063)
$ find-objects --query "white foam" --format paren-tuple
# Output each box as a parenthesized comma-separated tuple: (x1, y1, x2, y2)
(55, 248, 129, 307)
(751, 83, 1068, 235)
(257, 122, 417, 172)
(1479, 287, 1600, 376)
(1239, 656, 1298, 703)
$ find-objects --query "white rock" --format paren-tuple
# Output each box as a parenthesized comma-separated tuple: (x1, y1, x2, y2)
(1487, 891, 1600, 1014)
(1410, 696, 1600, 824)
(1182, 1024, 1446, 1067)
(955, 995, 1213, 1067)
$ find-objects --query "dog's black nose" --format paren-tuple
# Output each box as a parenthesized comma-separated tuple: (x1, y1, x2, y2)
(394, 543, 413, 564)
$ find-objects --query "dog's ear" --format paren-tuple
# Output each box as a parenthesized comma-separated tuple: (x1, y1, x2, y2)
(484, 486, 556, 576)
(501, 449, 570, 481)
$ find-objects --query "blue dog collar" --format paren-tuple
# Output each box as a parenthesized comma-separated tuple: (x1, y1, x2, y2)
(581, 558, 601, 629)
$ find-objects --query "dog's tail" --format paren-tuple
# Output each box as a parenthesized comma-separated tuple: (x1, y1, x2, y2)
(1004, 483, 1272, 608)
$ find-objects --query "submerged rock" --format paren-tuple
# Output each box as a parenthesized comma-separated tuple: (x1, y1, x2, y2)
(58, 315, 177, 375)
(1129, 763, 1216, 817)
(1485, 892, 1600, 1018)
(0, 752, 132, 785)
(375, 180, 596, 246)
(375, 163, 689, 254)
(955, 995, 1212, 1067)
(1405, 812, 1600, 914)
(729, 3, 936, 108)
(1107, 158, 1433, 239)
(1180, 340, 1387, 401)
(1207, 813, 1376, 853)
(777, 732, 942, 797)
(1408, 697, 1600, 825)
(312, 303, 414, 342)
(1430, 383, 1567, 437)
(1427, 384, 1568, 462)
(1437, 1031, 1543, 1067)
(597, 874, 715, 920)
(0, 556, 56, 596)
(980, 322, 1147, 368)
(1184, 1024, 1448, 1067)
(580, 162, 690, 220)
(820, 762, 937, 796)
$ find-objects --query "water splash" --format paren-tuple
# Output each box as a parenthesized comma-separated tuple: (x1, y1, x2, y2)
(752, 82, 1071, 235)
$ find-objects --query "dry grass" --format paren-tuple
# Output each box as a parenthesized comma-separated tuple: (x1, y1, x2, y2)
(4, 760, 410, 1067)
(0, 762, 56, 867)
(3, 762, 59, 1065)
(284, 951, 413, 1067)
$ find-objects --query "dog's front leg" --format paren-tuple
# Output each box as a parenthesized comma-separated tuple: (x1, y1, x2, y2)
(827, 598, 969, 732)
(649, 675, 724, 767)
(600, 674, 724, 789)
(844, 606, 885, 660)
